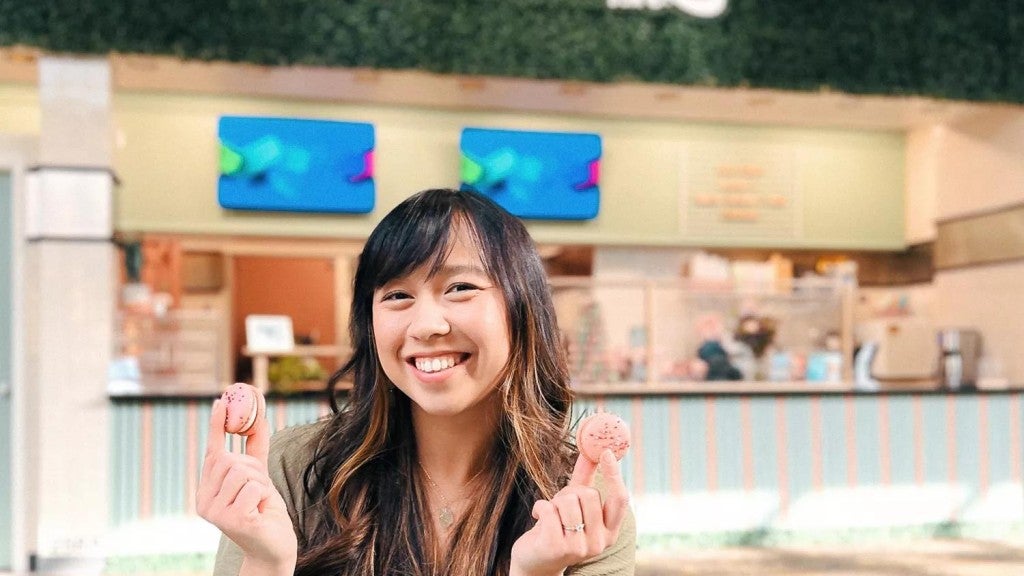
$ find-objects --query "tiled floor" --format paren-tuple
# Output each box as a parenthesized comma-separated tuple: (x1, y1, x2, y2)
(3, 539, 1024, 575)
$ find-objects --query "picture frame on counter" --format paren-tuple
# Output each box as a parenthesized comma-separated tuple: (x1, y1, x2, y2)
(244, 314, 295, 353)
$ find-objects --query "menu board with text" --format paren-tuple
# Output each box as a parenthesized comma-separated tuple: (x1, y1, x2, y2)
(679, 143, 801, 240)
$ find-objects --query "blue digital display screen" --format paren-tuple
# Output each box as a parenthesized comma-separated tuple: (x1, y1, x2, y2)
(460, 127, 601, 220)
(217, 116, 375, 214)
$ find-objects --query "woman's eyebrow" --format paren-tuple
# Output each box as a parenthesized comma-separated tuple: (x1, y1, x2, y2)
(436, 263, 488, 277)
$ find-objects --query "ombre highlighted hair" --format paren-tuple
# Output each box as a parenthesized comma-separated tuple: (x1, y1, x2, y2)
(296, 188, 574, 576)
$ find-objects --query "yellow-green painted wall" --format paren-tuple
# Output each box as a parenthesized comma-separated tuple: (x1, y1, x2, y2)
(0, 83, 40, 136)
(114, 91, 905, 249)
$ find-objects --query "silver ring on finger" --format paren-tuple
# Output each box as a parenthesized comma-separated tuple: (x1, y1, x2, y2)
(562, 522, 585, 533)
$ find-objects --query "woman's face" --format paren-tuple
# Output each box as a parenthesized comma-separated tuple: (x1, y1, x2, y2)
(372, 225, 511, 420)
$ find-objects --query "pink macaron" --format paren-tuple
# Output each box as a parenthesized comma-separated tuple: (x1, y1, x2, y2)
(220, 383, 265, 436)
(575, 412, 631, 463)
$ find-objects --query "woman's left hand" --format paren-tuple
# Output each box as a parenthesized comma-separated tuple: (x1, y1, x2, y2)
(510, 449, 630, 576)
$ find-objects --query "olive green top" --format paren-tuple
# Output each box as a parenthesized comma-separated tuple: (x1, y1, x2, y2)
(213, 421, 636, 575)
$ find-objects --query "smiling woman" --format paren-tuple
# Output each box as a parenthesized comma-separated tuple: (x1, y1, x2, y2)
(201, 188, 636, 576)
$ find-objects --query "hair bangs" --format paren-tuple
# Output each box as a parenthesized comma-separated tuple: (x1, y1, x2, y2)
(361, 201, 456, 290)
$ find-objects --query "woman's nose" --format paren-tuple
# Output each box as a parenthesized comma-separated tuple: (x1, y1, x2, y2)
(408, 300, 451, 340)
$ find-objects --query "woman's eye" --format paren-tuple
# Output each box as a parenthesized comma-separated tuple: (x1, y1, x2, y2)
(447, 282, 479, 294)
(380, 291, 411, 302)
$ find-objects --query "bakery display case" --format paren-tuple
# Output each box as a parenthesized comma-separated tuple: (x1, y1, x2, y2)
(550, 276, 855, 394)
(109, 307, 224, 395)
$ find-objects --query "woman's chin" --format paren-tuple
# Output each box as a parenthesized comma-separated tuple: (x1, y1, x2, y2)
(408, 391, 500, 421)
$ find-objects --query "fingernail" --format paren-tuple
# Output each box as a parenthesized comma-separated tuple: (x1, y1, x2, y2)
(601, 449, 616, 465)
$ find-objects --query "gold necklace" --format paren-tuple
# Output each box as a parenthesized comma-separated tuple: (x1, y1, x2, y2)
(417, 462, 485, 530)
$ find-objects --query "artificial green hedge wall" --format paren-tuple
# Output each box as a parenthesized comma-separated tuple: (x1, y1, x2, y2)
(1, 0, 1022, 103)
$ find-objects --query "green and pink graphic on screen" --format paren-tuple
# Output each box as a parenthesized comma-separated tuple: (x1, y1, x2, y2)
(460, 127, 601, 220)
(218, 116, 375, 213)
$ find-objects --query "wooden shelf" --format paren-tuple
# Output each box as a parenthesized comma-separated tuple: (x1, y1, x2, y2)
(241, 345, 351, 394)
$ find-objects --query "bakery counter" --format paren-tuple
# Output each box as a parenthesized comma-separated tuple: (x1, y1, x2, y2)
(576, 385, 1024, 547)
(571, 380, 1024, 396)
(107, 384, 349, 402)
(108, 386, 1024, 553)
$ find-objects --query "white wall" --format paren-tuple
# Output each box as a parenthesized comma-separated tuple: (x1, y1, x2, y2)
(933, 110, 1024, 220)
(928, 108, 1024, 384)
(904, 125, 940, 244)
(933, 262, 1024, 385)
(21, 57, 115, 573)
(0, 133, 37, 572)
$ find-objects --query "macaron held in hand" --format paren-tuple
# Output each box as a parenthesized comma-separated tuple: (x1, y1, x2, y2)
(221, 382, 266, 436)
(575, 412, 631, 464)
(198, 384, 299, 573)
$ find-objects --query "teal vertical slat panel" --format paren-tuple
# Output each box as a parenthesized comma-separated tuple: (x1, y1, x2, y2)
(282, 398, 296, 429)
(784, 397, 814, 500)
(203, 398, 215, 484)
(165, 403, 180, 515)
(571, 397, 595, 465)
(854, 396, 882, 486)
(602, 397, 635, 491)
(819, 396, 848, 487)
(312, 398, 328, 423)
(305, 398, 322, 425)
(749, 396, 778, 489)
(147, 404, 160, 518)
(123, 403, 139, 525)
(108, 404, 118, 525)
(198, 398, 211, 507)
(110, 403, 126, 526)
(153, 404, 169, 517)
(641, 397, 670, 494)
(713, 397, 744, 490)
(192, 400, 206, 516)
(887, 395, 916, 484)
(182, 400, 196, 517)
(679, 397, 708, 492)
(109, 403, 120, 526)
(987, 396, 1013, 483)
(286, 398, 315, 427)
(161, 403, 179, 516)
(172, 402, 187, 515)
(955, 395, 982, 486)
(123, 402, 138, 524)
(922, 395, 949, 483)
(157, 404, 169, 516)
(264, 400, 279, 433)
(573, 396, 598, 422)
(126, 404, 141, 524)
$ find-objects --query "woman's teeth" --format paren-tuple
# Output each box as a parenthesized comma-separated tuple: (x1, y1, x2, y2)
(415, 355, 459, 373)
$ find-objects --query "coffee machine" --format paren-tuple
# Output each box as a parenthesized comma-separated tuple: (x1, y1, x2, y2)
(938, 329, 982, 390)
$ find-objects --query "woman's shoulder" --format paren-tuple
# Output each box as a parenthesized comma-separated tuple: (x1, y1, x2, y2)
(266, 418, 332, 542)
(267, 420, 328, 489)
(268, 418, 330, 476)
(270, 418, 329, 454)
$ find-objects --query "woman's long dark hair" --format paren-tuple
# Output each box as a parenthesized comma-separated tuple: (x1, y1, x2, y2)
(295, 189, 575, 576)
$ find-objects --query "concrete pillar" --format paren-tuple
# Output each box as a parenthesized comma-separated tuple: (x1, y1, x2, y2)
(23, 56, 115, 573)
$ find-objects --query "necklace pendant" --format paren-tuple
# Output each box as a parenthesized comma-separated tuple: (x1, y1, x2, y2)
(439, 506, 455, 529)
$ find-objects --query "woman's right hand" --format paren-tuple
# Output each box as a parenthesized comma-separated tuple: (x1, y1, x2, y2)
(197, 398, 298, 575)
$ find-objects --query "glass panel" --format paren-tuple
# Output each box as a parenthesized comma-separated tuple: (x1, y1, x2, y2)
(111, 308, 224, 396)
(551, 276, 849, 389)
